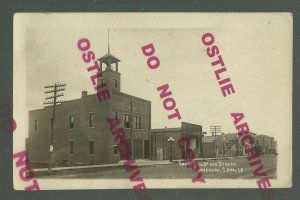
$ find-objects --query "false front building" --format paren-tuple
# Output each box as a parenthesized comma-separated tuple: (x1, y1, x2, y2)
(151, 122, 203, 160)
(26, 49, 151, 167)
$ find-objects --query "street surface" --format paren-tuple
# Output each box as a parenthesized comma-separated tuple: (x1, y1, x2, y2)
(41, 155, 277, 179)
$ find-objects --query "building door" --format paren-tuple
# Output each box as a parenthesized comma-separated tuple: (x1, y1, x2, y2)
(144, 140, 150, 159)
(227, 146, 231, 157)
(156, 148, 163, 160)
(133, 139, 142, 159)
(190, 138, 197, 151)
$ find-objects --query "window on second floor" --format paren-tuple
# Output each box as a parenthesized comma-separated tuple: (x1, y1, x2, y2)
(69, 116, 74, 129)
(34, 120, 38, 131)
(134, 116, 141, 129)
(89, 113, 95, 127)
(114, 112, 118, 120)
(122, 114, 130, 128)
(101, 79, 105, 85)
(113, 79, 118, 88)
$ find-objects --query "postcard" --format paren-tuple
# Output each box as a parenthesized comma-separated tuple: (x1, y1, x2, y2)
(13, 12, 292, 190)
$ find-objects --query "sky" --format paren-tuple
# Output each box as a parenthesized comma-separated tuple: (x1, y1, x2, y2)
(16, 13, 292, 138)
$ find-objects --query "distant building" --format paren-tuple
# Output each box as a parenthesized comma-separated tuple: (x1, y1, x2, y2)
(202, 136, 215, 158)
(255, 134, 277, 155)
(202, 132, 277, 158)
(26, 48, 151, 166)
(151, 122, 203, 160)
(201, 134, 243, 158)
(214, 133, 248, 158)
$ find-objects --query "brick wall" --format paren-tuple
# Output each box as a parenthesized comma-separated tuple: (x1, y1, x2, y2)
(27, 89, 152, 166)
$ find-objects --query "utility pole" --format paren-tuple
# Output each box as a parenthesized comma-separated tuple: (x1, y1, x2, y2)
(44, 83, 66, 174)
(200, 131, 206, 158)
(130, 96, 134, 158)
(210, 125, 221, 159)
(167, 137, 175, 162)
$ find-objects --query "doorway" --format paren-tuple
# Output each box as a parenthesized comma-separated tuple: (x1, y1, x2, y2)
(144, 140, 150, 159)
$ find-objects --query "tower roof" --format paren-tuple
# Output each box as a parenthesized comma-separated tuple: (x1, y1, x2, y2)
(98, 53, 120, 65)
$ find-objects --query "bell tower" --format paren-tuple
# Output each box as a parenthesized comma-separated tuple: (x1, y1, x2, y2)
(97, 30, 121, 92)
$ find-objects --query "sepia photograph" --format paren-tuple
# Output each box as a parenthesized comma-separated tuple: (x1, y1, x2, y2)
(13, 13, 292, 190)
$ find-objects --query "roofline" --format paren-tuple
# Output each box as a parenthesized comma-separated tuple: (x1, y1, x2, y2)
(28, 93, 98, 112)
(113, 90, 151, 103)
(151, 128, 181, 133)
(181, 121, 202, 127)
(29, 90, 151, 113)
(97, 53, 121, 62)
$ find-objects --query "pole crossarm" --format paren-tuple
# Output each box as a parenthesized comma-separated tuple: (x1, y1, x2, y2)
(44, 83, 66, 88)
(45, 93, 64, 100)
(210, 125, 222, 136)
(43, 101, 54, 105)
(45, 88, 65, 94)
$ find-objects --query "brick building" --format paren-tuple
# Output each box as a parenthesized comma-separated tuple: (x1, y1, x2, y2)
(255, 134, 277, 155)
(151, 122, 203, 160)
(26, 49, 151, 166)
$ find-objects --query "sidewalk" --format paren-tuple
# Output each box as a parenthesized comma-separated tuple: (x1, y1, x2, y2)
(172, 155, 248, 163)
(34, 159, 172, 177)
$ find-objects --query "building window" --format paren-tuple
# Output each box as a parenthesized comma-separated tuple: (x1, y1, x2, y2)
(101, 79, 105, 85)
(114, 112, 118, 119)
(134, 116, 141, 129)
(113, 79, 118, 88)
(34, 120, 38, 131)
(69, 116, 74, 129)
(89, 113, 95, 127)
(227, 147, 231, 154)
(122, 114, 130, 128)
(113, 145, 118, 156)
(219, 148, 222, 155)
(70, 141, 74, 154)
(89, 140, 94, 155)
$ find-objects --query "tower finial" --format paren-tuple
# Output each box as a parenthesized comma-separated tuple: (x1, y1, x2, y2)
(108, 29, 110, 54)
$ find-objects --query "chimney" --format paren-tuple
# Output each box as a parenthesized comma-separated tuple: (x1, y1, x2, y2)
(82, 91, 87, 98)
